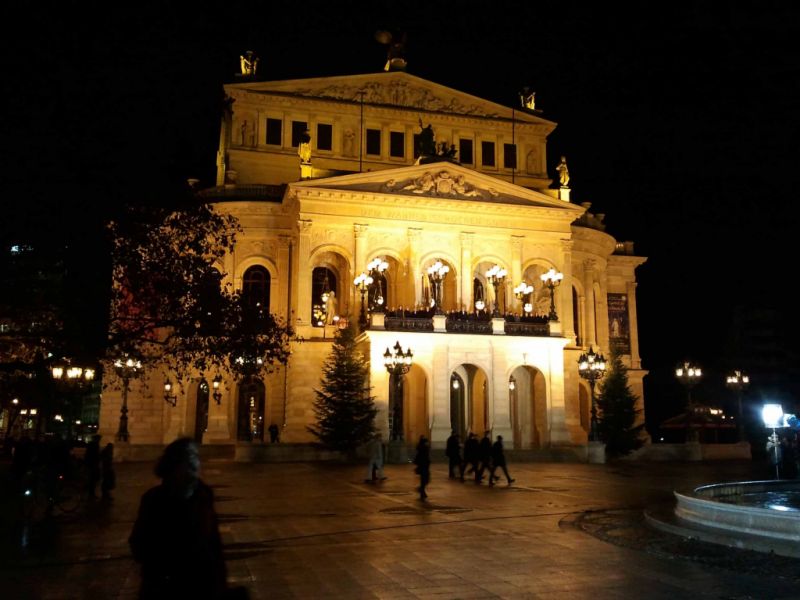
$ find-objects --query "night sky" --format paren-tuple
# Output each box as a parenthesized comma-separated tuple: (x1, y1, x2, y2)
(4, 3, 800, 431)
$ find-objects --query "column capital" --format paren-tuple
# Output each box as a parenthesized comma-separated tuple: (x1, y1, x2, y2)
(559, 238, 573, 253)
(408, 227, 422, 242)
(298, 219, 312, 234)
(583, 258, 597, 272)
(511, 235, 524, 250)
(354, 223, 369, 238)
(277, 235, 293, 248)
(460, 231, 475, 247)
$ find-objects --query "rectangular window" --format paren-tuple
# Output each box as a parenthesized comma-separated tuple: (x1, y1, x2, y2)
(317, 123, 332, 151)
(413, 133, 422, 159)
(481, 141, 495, 167)
(390, 131, 405, 158)
(366, 128, 381, 156)
(504, 143, 517, 169)
(459, 138, 473, 164)
(291, 120, 307, 147)
(265, 118, 282, 146)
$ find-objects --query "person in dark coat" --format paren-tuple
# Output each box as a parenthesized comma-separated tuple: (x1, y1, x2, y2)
(85, 434, 102, 498)
(100, 443, 116, 500)
(489, 435, 515, 485)
(445, 431, 464, 481)
(463, 433, 480, 482)
(129, 438, 228, 599)
(413, 435, 431, 501)
(268, 423, 280, 443)
(477, 431, 493, 484)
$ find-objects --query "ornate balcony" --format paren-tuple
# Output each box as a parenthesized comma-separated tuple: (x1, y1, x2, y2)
(377, 311, 552, 337)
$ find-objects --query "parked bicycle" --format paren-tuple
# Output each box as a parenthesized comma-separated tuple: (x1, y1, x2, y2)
(21, 468, 82, 521)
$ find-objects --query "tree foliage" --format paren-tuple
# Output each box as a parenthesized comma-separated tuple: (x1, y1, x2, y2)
(308, 323, 377, 453)
(107, 201, 292, 382)
(597, 350, 644, 458)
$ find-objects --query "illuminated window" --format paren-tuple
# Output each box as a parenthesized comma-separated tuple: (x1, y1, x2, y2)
(242, 266, 270, 308)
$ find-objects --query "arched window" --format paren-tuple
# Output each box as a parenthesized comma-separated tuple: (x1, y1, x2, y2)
(242, 266, 270, 308)
(312, 267, 337, 327)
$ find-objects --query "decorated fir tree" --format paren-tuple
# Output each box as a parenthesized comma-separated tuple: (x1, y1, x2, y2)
(596, 350, 644, 457)
(308, 323, 377, 453)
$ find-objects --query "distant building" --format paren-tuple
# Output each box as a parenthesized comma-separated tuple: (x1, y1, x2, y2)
(99, 68, 647, 458)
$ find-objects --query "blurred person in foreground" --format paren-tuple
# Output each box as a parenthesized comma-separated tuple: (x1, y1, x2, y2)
(129, 438, 228, 599)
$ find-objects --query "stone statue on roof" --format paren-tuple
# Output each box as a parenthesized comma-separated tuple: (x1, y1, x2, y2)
(417, 119, 436, 157)
(556, 156, 570, 187)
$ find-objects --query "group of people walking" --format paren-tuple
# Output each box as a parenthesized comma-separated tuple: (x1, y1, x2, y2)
(414, 430, 514, 501)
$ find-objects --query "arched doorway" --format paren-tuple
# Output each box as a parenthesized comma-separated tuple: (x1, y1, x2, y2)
(237, 378, 265, 442)
(509, 365, 547, 449)
(451, 364, 490, 436)
(402, 364, 428, 443)
(194, 380, 210, 444)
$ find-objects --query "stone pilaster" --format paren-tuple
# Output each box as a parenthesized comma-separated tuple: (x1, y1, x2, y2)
(408, 228, 422, 308)
(583, 259, 597, 349)
(596, 275, 610, 353)
(511, 236, 523, 312)
(295, 220, 313, 333)
(560, 240, 576, 342)
(354, 224, 368, 316)
(460, 232, 474, 311)
(627, 281, 642, 369)
(276, 235, 292, 321)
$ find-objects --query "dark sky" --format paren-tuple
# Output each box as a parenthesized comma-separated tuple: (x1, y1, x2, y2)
(4, 3, 800, 427)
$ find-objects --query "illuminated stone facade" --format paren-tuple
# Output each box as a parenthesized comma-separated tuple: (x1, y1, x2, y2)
(99, 71, 647, 457)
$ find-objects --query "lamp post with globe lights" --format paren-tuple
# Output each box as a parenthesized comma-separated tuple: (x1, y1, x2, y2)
(354, 272, 373, 330)
(577, 347, 607, 442)
(513, 282, 534, 315)
(114, 356, 141, 442)
(384, 341, 413, 441)
(539, 268, 564, 321)
(486, 265, 508, 317)
(676, 361, 702, 442)
(726, 370, 750, 442)
(367, 257, 389, 312)
(51, 363, 96, 439)
(426, 260, 449, 314)
(763, 403, 784, 479)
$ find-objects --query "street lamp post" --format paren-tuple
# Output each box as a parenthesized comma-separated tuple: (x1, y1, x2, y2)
(114, 356, 142, 442)
(676, 360, 702, 442)
(354, 272, 373, 329)
(384, 341, 413, 441)
(51, 363, 96, 440)
(426, 260, 450, 314)
(486, 265, 508, 317)
(577, 347, 607, 442)
(726, 370, 750, 443)
(513, 281, 533, 315)
(212, 375, 223, 404)
(539, 268, 564, 321)
(763, 403, 784, 479)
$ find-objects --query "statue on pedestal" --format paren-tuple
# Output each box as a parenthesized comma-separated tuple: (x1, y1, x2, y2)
(556, 156, 570, 187)
(298, 129, 312, 164)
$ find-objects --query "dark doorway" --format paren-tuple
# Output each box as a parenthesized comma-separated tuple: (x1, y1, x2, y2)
(195, 380, 210, 444)
(237, 378, 265, 442)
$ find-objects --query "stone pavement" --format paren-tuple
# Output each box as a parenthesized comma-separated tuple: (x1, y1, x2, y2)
(2, 458, 800, 599)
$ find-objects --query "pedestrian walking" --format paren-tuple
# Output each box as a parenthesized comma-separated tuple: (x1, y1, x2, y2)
(489, 435, 515, 485)
(413, 435, 431, 501)
(364, 432, 386, 483)
(129, 438, 230, 599)
(85, 434, 102, 498)
(464, 433, 480, 482)
(445, 431, 464, 480)
(100, 443, 116, 500)
(268, 423, 280, 443)
(477, 431, 493, 484)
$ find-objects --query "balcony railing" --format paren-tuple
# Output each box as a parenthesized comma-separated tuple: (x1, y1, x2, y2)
(377, 312, 551, 337)
(384, 316, 434, 332)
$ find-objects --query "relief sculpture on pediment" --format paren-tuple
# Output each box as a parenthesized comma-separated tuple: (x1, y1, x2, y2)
(389, 170, 494, 199)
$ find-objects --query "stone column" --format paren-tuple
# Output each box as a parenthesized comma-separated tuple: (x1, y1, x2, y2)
(596, 273, 610, 353)
(408, 228, 422, 308)
(276, 235, 292, 322)
(430, 345, 451, 447)
(295, 220, 313, 334)
(560, 240, 576, 342)
(583, 259, 597, 349)
(627, 281, 642, 369)
(492, 350, 513, 441)
(511, 236, 523, 312)
(460, 232, 474, 311)
(546, 342, 571, 445)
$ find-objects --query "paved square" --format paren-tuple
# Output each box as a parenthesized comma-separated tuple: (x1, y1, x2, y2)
(2, 458, 799, 599)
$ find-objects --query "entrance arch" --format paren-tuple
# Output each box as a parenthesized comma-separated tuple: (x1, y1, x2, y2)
(194, 380, 210, 444)
(237, 378, 265, 442)
(509, 365, 547, 449)
(403, 364, 428, 443)
(451, 364, 490, 436)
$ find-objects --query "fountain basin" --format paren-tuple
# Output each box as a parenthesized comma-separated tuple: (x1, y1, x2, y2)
(670, 480, 800, 557)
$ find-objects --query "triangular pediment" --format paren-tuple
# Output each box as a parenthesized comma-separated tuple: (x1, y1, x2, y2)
(291, 163, 582, 213)
(227, 71, 553, 125)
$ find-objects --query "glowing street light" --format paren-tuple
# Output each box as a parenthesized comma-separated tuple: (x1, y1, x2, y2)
(578, 347, 607, 442)
(367, 257, 389, 312)
(163, 379, 177, 407)
(539, 268, 564, 321)
(676, 360, 702, 442)
(384, 341, 413, 441)
(427, 260, 450, 315)
(212, 375, 223, 405)
(354, 272, 373, 329)
(114, 355, 142, 442)
(726, 370, 750, 442)
(763, 403, 784, 479)
(485, 265, 507, 317)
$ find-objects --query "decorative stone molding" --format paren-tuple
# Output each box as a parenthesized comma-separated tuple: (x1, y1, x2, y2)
(298, 219, 312, 234)
(385, 170, 499, 200)
(354, 224, 369, 238)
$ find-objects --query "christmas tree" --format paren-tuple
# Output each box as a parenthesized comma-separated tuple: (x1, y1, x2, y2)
(597, 349, 644, 457)
(308, 323, 377, 453)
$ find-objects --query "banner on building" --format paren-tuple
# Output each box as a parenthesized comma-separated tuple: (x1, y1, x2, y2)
(607, 293, 631, 355)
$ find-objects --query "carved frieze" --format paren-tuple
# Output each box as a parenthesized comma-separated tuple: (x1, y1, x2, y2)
(293, 80, 500, 117)
(384, 170, 499, 200)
